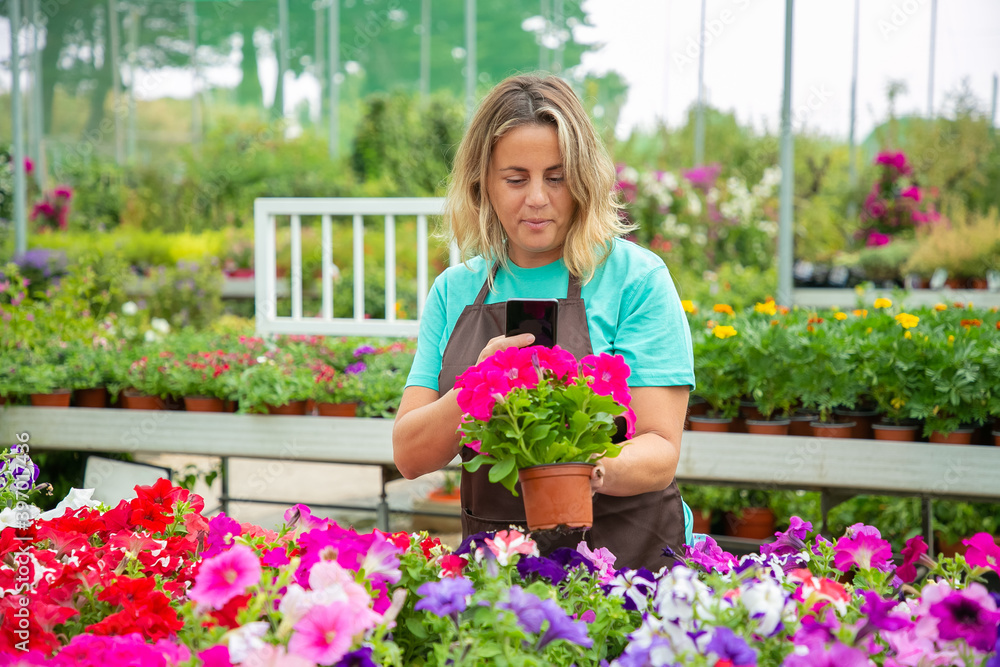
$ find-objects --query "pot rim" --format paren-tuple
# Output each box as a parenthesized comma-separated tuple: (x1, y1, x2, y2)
(810, 420, 856, 429)
(872, 422, 920, 431)
(688, 415, 734, 423)
(745, 418, 791, 426)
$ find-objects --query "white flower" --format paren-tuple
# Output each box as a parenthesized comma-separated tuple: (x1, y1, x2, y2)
(686, 192, 702, 216)
(38, 488, 100, 521)
(151, 318, 170, 334)
(692, 232, 708, 246)
(659, 171, 679, 190)
(144, 330, 157, 343)
(740, 578, 791, 637)
(620, 166, 639, 184)
(121, 301, 138, 316)
(608, 569, 657, 613)
(653, 565, 716, 626)
(226, 621, 269, 663)
(706, 187, 720, 204)
(0, 504, 40, 529)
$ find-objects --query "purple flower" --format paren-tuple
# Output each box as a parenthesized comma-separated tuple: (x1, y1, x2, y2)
(859, 590, 912, 633)
(501, 586, 592, 650)
(547, 547, 596, 573)
(455, 531, 495, 556)
(415, 577, 474, 618)
(783, 640, 872, 667)
(705, 627, 757, 666)
(928, 586, 1000, 652)
(760, 517, 812, 560)
(334, 646, 378, 667)
(517, 556, 568, 585)
(345, 361, 366, 375)
(202, 513, 241, 558)
(353, 344, 376, 357)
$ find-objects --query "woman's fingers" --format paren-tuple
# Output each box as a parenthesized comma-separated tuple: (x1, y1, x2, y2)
(476, 333, 535, 364)
(590, 462, 605, 496)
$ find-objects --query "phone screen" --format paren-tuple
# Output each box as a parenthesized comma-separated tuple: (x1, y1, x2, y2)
(505, 299, 559, 348)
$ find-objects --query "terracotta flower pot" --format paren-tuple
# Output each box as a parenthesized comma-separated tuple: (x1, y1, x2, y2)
(224, 400, 238, 413)
(184, 396, 225, 412)
(739, 400, 764, 422)
(746, 418, 790, 436)
(266, 400, 308, 416)
(993, 430, 1000, 447)
(724, 508, 776, 540)
(316, 402, 358, 417)
(74, 387, 108, 408)
(30, 389, 72, 408)
(872, 422, 920, 442)
(833, 408, 880, 440)
(691, 508, 713, 535)
(929, 428, 974, 445)
(810, 421, 856, 438)
(121, 390, 165, 410)
(688, 415, 733, 433)
(789, 412, 818, 436)
(517, 463, 594, 531)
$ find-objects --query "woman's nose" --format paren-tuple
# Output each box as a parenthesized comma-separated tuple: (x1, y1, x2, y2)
(525, 179, 547, 207)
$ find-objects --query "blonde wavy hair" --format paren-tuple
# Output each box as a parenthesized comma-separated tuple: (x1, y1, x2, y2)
(442, 73, 632, 286)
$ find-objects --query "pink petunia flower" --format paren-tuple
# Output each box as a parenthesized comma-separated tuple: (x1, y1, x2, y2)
(455, 365, 511, 421)
(188, 544, 262, 610)
(896, 535, 930, 584)
(962, 532, 1000, 574)
(866, 231, 892, 247)
(490, 345, 539, 390)
(531, 345, 579, 380)
(484, 529, 539, 566)
(900, 186, 921, 202)
(580, 352, 631, 405)
(241, 643, 315, 667)
(833, 531, 894, 572)
(288, 601, 363, 665)
(576, 541, 618, 583)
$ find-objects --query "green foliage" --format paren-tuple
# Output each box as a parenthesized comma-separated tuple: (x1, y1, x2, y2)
(235, 356, 314, 414)
(689, 315, 744, 419)
(144, 259, 224, 330)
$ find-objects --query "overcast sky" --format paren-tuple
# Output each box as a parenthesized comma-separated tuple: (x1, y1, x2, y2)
(576, 0, 1000, 139)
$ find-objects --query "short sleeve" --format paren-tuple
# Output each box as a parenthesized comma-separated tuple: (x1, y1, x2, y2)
(405, 277, 448, 392)
(614, 265, 695, 389)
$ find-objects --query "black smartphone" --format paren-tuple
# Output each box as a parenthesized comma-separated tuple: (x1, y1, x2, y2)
(505, 299, 559, 348)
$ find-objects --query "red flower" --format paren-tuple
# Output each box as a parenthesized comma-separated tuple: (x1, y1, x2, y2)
(128, 498, 172, 533)
(960, 319, 982, 328)
(439, 554, 467, 578)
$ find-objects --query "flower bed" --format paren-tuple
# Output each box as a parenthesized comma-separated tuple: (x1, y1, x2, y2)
(2, 443, 999, 666)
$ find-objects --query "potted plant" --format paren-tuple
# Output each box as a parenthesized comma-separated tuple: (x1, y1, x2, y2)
(109, 345, 175, 410)
(164, 350, 239, 412)
(741, 312, 804, 435)
(64, 340, 115, 408)
(677, 483, 730, 535)
(858, 316, 923, 441)
(455, 345, 634, 531)
(795, 317, 863, 438)
(723, 486, 776, 540)
(311, 362, 365, 417)
(236, 357, 313, 415)
(690, 321, 744, 430)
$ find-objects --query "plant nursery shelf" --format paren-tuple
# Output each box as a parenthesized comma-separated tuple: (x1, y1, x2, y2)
(793, 287, 1000, 309)
(2, 407, 997, 530)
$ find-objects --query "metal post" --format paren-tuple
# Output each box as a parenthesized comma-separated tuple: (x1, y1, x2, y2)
(694, 0, 706, 166)
(847, 0, 860, 219)
(314, 0, 324, 95)
(188, 1, 201, 147)
(539, 0, 549, 72)
(126, 7, 138, 164)
(277, 0, 289, 117)
(927, 0, 937, 116)
(991, 73, 998, 134)
(553, 0, 563, 74)
(109, 0, 124, 164)
(420, 0, 431, 97)
(11, 0, 28, 255)
(29, 0, 44, 188)
(465, 0, 476, 122)
(328, 0, 340, 158)
(777, 0, 795, 307)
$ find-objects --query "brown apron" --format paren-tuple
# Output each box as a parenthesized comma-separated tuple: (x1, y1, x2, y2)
(437, 266, 685, 571)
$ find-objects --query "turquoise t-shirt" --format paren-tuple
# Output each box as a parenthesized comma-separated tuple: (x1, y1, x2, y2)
(406, 237, 695, 392)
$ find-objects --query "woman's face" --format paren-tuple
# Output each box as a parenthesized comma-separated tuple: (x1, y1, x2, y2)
(486, 123, 577, 268)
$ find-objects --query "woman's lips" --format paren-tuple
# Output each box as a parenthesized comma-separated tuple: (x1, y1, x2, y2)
(521, 219, 551, 230)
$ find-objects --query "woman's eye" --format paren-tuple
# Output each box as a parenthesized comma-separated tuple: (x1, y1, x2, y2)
(505, 179, 526, 185)
(547, 176, 564, 184)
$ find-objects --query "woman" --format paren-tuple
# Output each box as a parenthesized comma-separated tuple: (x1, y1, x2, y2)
(392, 73, 695, 571)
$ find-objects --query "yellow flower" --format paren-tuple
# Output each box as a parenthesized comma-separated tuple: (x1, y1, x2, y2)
(713, 303, 735, 315)
(934, 303, 947, 311)
(754, 300, 777, 316)
(834, 312, 848, 321)
(852, 309, 868, 318)
(873, 298, 892, 309)
(712, 325, 738, 339)
(866, 327, 873, 334)
(894, 312, 919, 329)
(681, 300, 697, 314)
(891, 397, 906, 409)
(904, 331, 912, 339)
(948, 334, 955, 343)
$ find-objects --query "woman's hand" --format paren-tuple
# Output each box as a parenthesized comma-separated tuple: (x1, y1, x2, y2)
(590, 461, 606, 495)
(476, 332, 535, 364)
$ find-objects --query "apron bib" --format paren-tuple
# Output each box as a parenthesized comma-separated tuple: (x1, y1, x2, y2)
(437, 265, 685, 571)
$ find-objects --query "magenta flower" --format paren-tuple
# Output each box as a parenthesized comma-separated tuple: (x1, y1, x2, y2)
(860, 590, 912, 633)
(359, 535, 403, 585)
(491, 345, 539, 389)
(203, 513, 242, 558)
(188, 544, 262, 610)
(866, 231, 892, 247)
(928, 584, 1000, 652)
(53, 185, 73, 200)
(531, 345, 578, 380)
(761, 516, 812, 559)
(684, 535, 737, 574)
(900, 185, 921, 202)
(875, 150, 912, 175)
(284, 503, 332, 533)
(577, 541, 617, 583)
(783, 640, 872, 667)
(832, 531, 893, 572)
(24, 157, 34, 173)
(455, 365, 511, 421)
(580, 352, 631, 405)
(962, 532, 1000, 574)
(897, 535, 930, 584)
(682, 163, 722, 191)
(289, 601, 361, 664)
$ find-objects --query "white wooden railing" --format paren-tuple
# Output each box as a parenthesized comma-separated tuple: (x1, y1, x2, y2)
(253, 197, 453, 338)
